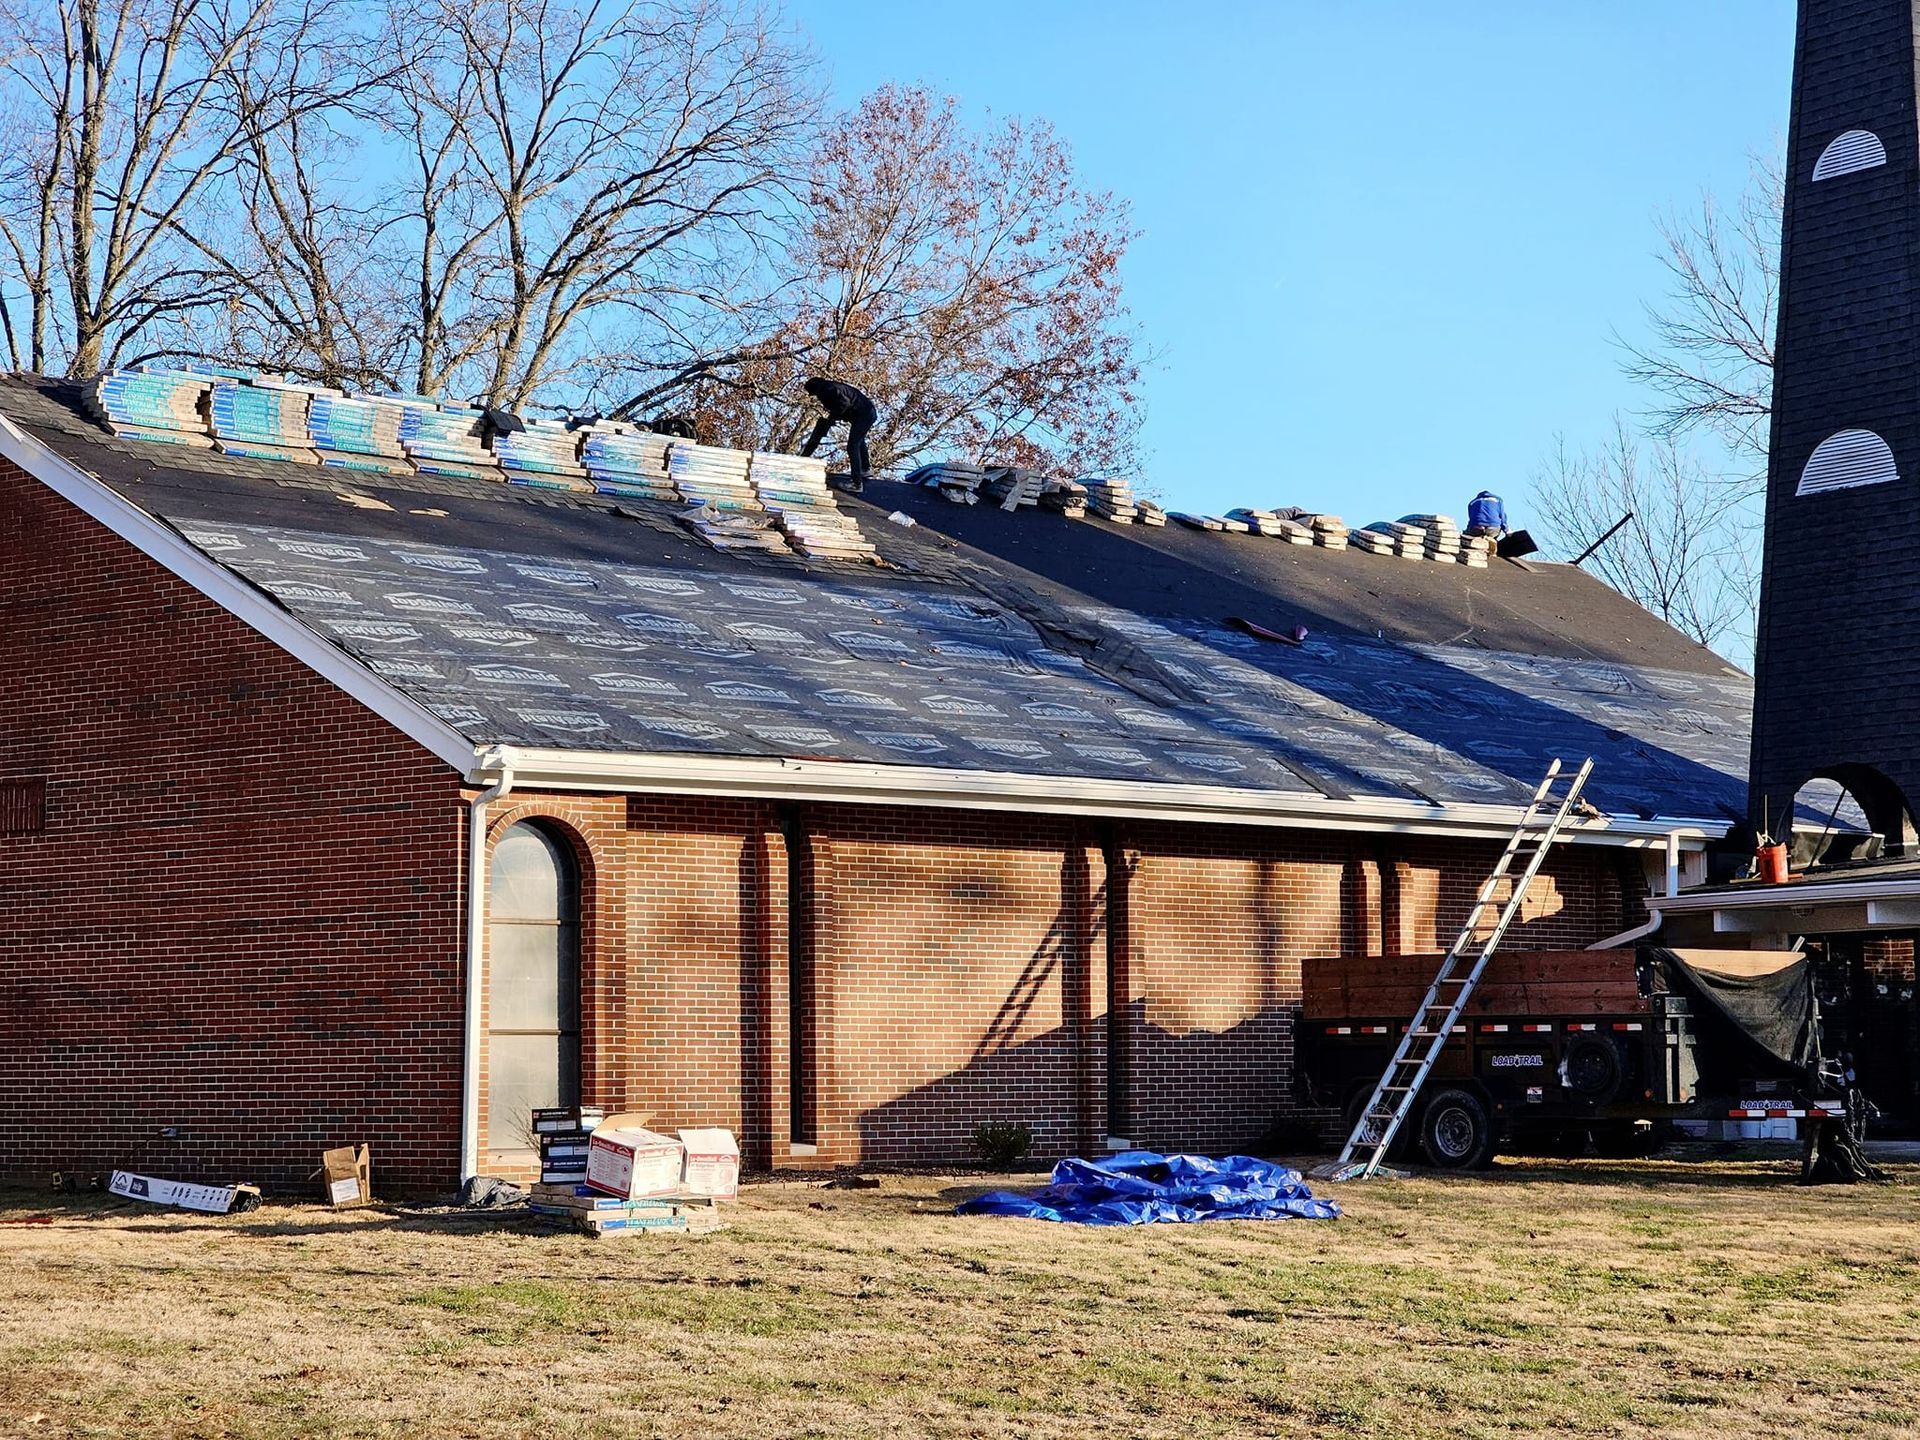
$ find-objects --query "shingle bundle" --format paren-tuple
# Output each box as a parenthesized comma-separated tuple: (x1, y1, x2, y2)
(670, 444, 760, 512)
(1227, 507, 1289, 537)
(309, 393, 413, 475)
(1169, 511, 1225, 532)
(1135, 499, 1167, 527)
(83, 368, 215, 448)
(1458, 533, 1495, 568)
(207, 378, 319, 463)
(681, 501, 793, 554)
(1351, 523, 1400, 555)
(396, 399, 498, 481)
(579, 422, 677, 500)
(1402, 513, 1461, 561)
(1084, 477, 1139, 522)
(751, 451, 878, 562)
(906, 461, 989, 504)
(1039, 477, 1088, 518)
(493, 418, 590, 493)
(983, 467, 1044, 510)
(1299, 513, 1349, 550)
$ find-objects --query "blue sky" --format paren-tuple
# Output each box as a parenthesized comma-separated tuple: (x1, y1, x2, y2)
(795, 2, 1795, 528)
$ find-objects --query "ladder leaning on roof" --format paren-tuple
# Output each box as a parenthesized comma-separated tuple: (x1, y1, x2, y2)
(1329, 756, 1596, 1181)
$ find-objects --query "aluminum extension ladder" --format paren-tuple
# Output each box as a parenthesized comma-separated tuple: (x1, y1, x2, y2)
(1330, 757, 1595, 1180)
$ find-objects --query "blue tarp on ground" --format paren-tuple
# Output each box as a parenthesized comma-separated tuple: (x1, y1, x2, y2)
(955, 1150, 1340, 1225)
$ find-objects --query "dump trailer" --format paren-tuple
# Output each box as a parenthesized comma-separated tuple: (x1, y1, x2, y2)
(1297, 946, 1851, 1169)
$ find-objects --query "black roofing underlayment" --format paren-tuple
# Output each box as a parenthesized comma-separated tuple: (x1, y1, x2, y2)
(1, 374, 1751, 822)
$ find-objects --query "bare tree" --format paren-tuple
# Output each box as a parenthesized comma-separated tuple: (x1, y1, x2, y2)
(1618, 149, 1780, 478)
(671, 84, 1143, 477)
(0, 0, 366, 376)
(378, 0, 815, 409)
(1532, 418, 1755, 654)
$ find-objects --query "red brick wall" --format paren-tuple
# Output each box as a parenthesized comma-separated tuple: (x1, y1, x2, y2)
(0, 458, 466, 1190)
(497, 794, 1644, 1170)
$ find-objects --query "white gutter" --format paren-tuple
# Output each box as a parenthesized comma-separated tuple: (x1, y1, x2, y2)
(1649, 874, 1920, 913)
(460, 747, 514, 1186)
(466, 745, 1728, 852)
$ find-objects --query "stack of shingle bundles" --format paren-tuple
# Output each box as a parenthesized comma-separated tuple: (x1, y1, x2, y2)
(1403, 513, 1461, 562)
(1084, 477, 1138, 522)
(1039, 477, 1088, 518)
(1380, 519, 1426, 559)
(1135, 499, 1168, 527)
(1272, 517, 1316, 545)
(206, 378, 320, 463)
(670, 443, 760, 512)
(1211, 513, 1251, 534)
(682, 501, 792, 554)
(493, 418, 591, 493)
(1226, 506, 1286, 537)
(1169, 511, 1225, 532)
(905, 461, 989, 504)
(395, 399, 499, 481)
(308, 393, 413, 475)
(1351, 522, 1399, 555)
(83, 368, 216, 448)
(1458, 532, 1495, 568)
(527, 1187, 725, 1238)
(535, 1105, 605, 1186)
(983, 467, 1044, 510)
(580, 422, 678, 500)
(751, 451, 878, 562)
(1302, 513, 1349, 550)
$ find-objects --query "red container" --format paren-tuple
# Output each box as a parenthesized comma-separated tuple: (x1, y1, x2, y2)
(1756, 843, 1790, 885)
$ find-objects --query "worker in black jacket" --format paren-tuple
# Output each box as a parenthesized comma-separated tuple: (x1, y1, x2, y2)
(799, 377, 877, 491)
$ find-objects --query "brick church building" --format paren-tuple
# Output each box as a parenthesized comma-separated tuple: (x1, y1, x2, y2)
(0, 373, 1746, 1191)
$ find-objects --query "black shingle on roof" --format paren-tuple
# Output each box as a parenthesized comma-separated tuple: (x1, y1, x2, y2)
(0, 374, 1751, 822)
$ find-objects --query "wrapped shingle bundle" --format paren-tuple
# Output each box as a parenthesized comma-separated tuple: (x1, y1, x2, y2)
(83, 368, 215, 448)
(493, 418, 591, 492)
(750, 451, 878, 562)
(309, 393, 413, 475)
(207, 378, 319, 463)
(580, 423, 678, 500)
(395, 399, 498, 480)
(1084, 477, 1138, 522)
(670, 444, 759, 512)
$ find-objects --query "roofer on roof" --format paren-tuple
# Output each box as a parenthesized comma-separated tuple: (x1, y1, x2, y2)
(799, 377, 876, 493)
(1465, 490, 1508, 538)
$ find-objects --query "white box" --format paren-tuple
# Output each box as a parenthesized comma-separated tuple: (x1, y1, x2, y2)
(585, 1115, 684, 1201)
(678, 1128, 741, 1199)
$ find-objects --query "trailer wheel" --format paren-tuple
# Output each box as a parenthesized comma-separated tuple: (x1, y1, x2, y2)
(1420, 1088, 1495, 1170)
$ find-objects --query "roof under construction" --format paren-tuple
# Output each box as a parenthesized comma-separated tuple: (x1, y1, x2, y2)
(0, 371, 1750, 834)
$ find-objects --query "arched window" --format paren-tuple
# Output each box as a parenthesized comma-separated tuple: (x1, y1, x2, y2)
(1793, 766, 1916, 862)
(488, 822, 581, 1150)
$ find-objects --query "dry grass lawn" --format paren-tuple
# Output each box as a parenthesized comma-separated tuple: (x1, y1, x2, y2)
(1, 1151, 1917, 1438)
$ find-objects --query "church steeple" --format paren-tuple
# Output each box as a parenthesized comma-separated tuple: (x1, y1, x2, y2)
(1749, 0, 1920, 852)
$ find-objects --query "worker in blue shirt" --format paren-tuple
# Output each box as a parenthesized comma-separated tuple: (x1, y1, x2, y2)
(1465, 490, 1508, 538)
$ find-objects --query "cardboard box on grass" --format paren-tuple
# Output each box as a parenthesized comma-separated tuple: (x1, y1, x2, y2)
(678, 1128, 740, 1199)
(585, 1114, 684, 1201)
(320, 1145, 372, 1208)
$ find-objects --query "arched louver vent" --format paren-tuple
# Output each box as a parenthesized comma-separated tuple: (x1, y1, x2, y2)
(1796, 429, 1899, 495)
(1812, 129, 1888, 180)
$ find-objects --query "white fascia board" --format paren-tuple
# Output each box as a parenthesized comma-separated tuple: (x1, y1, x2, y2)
(1655, 876, 1920, 914)
(474, 745, 1728, 850)
(0, 411, 476, 772)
